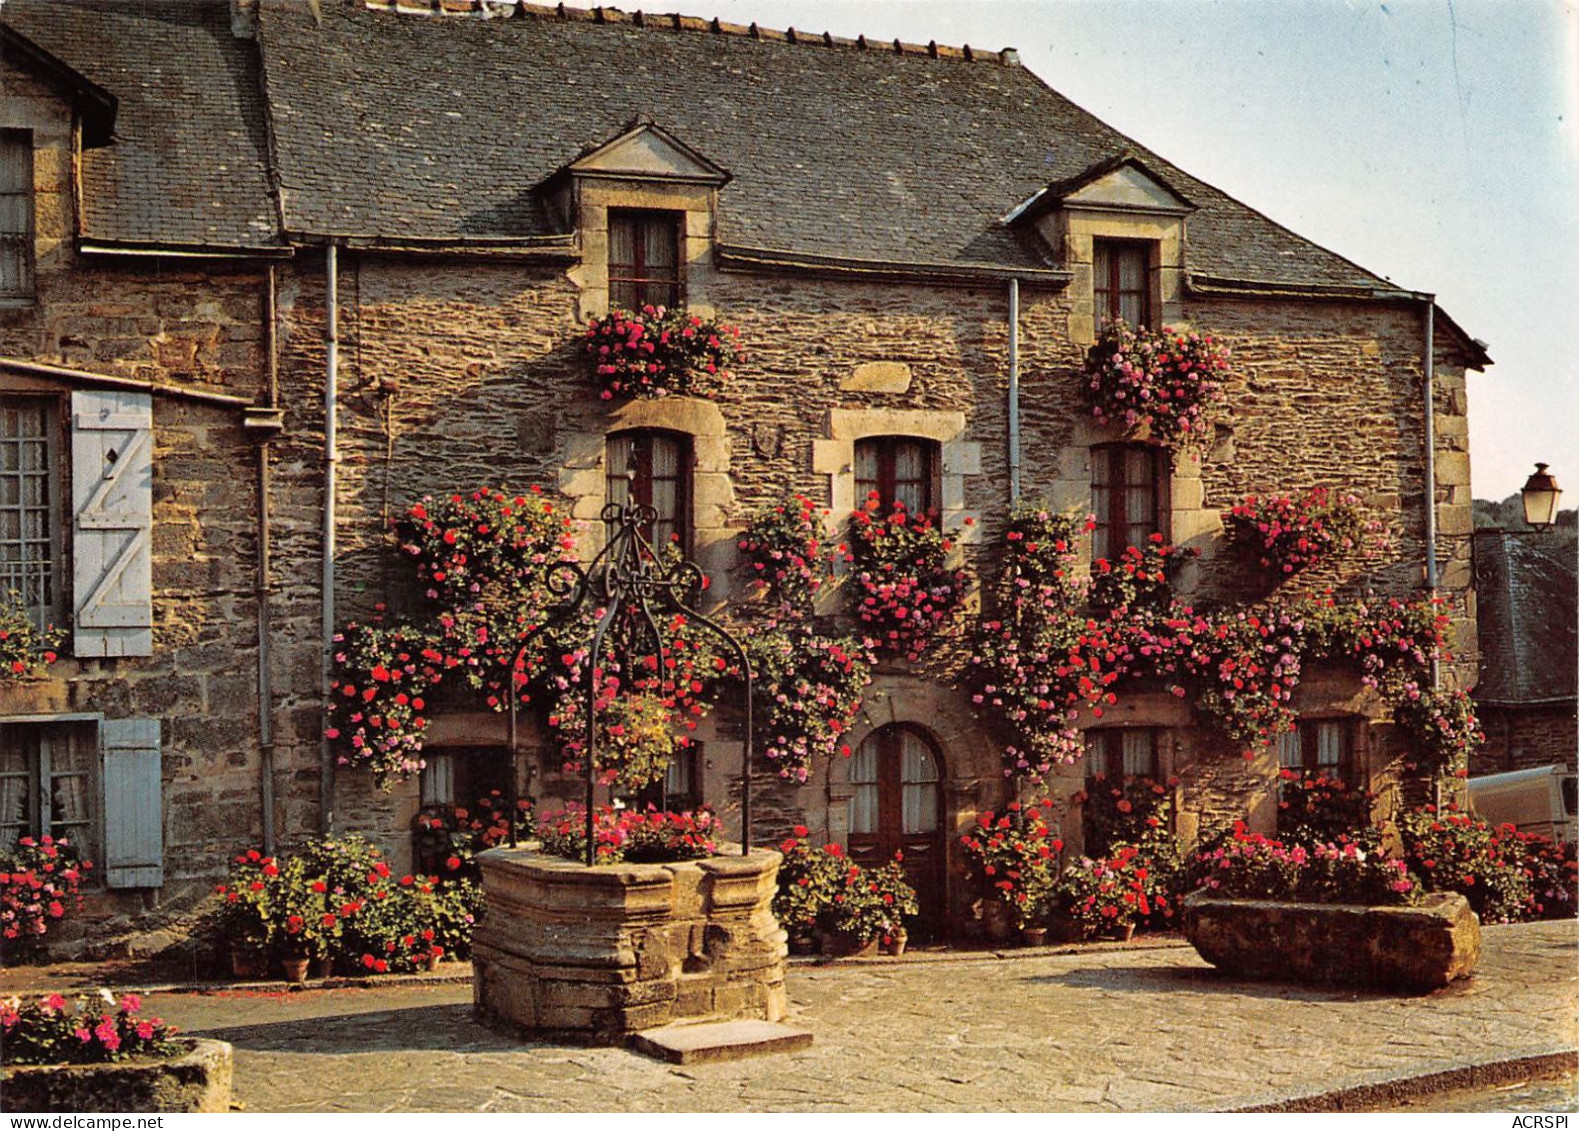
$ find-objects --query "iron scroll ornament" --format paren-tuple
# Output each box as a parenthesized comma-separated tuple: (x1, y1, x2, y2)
(505, 498, 754, 865)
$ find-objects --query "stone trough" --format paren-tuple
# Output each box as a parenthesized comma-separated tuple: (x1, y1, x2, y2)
(0, 1039, 233, 1113)
(472, 844, 788, 1043)
(1181, 889, 1481, 992)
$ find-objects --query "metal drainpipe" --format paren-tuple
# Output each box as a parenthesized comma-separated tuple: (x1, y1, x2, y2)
(1423, 297, 1440, 693)
(257, 263, 279, 854)
(320, 243, 340, 835)
(1008, 277, 1021, 506)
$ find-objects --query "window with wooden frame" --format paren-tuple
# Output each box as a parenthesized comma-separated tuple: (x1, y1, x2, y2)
(0, 720, 97, 864)
(606, 430, 691, 553)
(0, 130, 33, 302)
(607, 209, 682, 312)
(0, 395, 62, 630)
(1084, 728, 1161, 785)
(417, 747, 514, 812)
(1091, 443, 1167, 563)
(854, 436, 937, 515)
(634, 743, 702, 813)
(1093, 239, 1151, 330)
(1277, 719, 1355, 780)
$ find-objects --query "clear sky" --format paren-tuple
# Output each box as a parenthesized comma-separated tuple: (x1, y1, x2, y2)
(702, 0, 1579, 503)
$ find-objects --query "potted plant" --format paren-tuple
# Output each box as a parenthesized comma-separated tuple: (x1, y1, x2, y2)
(772, 827, 842, 953)
(213, 851, 277, 977)
(584, 304, 741, 401)
(958, 800, 1063, 941)
(868, 856, 919, 956)
(1, 836, 89, 963)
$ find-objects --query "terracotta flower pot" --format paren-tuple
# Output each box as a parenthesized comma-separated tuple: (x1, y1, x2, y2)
(1102, 921, 1137, 942)
(980, 898, 1016, 943)
(881, 929, 908, 957)
(229, 945, 267, 980)
(817, 929, 878, 958)
(424, 952, 442, 972)
(1020, 926, 1048, 947)
(281, 956, 310, 985)
(315, 956, 335, 980)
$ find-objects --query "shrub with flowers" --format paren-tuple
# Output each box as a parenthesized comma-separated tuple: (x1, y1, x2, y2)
(535, 804, 722, 865)
(1275, 768, 1374, 847)
(847, 495, 965, 662)
(584, 305, 741, 401)
(2, 990, 180, 1066)
(1087, 537, 1193, 618)
(737, 494, 834, 615)
(1301, 594, 1447, 695)
(1054, 845, 1166, 938)
(958, 800, 1065, 928)
(1081, 321, 1229, 449)
(1187, 822, 1416, 906)
(823, 853, 918, 946)
(0, 592, 61, 683)
(0, 836, 89, 960)
(211, 848, 279, 954)
(325, 620, 447, 788)
(1391, 684, 1484, 778)
(1397, 804, 1539, 923)
(772, 829, 846, 936)
(1079, 775, 1175, 860)
(413, 791, 534, 879)
(1512, 830, 1579, 921)
(1222, 487, 1366, 582)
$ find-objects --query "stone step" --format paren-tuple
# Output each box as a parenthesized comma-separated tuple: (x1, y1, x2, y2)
(630, 1019, 814, 1064)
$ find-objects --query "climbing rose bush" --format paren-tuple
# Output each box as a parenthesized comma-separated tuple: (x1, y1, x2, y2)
(1222, 487, 1366, 582)
(848, 495, 965, 661)
(748, 623, 870, 782)
(585, 304, 741, 401)
(325, 620, 448, 787)
(0, 836, 89, 958)
(1, 991, 180, 1066)
(1081, 321, 1229, 448)
(1390, 683, 1484, 778)
(737, 493, 833, 616)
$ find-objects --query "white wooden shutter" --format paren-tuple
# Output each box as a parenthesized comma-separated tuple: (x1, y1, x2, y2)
(71, 390, 153, 657)
(101, 717, 163, 888)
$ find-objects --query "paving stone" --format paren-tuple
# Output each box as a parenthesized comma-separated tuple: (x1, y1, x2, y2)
(631, 1020, 814, 1064)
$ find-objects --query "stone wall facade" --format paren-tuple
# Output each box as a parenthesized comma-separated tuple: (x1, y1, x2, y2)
(1475, 704, 1579, 774)
(0, 46, 1483, 942)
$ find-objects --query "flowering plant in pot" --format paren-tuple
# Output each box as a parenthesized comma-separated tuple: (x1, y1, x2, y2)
(0, 592, 61, 683)
(1397, 804, 1536, 923)
(212, 850, 279, 974)
(0, 836, 89, 961)
(1222, 487, 1366, 583)
(958, 800, 1064, 932)
(847, 495, 966, 662)
(534, 804, 723, 865)
(1081, 321, 1229, 448)
(817, 850, 916, 954)
(1, 990, 180, 1066)
(584, 304, 741, 401)
(772, 829, 845, 947)
(1053, 844, 1158, 939)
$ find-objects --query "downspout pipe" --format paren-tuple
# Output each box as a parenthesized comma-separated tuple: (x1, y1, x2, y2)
(1422, 297, 1440, 693)
(257, 264, 279, 854)
(320, 243, 340, 835)
(1007, 277, 1021, 506)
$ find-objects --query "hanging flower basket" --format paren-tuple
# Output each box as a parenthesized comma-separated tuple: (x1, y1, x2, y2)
(1081, 321, 1229, 448)
(1222, 487, 1366, 582)
(584, 305, 741, 401)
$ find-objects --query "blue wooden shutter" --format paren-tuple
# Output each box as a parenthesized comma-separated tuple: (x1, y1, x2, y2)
(101, 717, 163, 888)
(71, 390, 154, 658)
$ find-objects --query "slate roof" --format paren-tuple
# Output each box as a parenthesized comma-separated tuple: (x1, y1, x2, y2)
(0, 0, 279, 249)
(0, 0, 1485, 329)
(1473, 530, 1579, 704)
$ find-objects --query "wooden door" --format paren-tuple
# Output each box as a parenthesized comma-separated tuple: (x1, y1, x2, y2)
(847, 725, 945, 937)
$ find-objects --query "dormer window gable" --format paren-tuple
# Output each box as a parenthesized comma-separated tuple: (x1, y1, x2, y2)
(1004, 153, 1196, 228)
(566, 120, 731, 189)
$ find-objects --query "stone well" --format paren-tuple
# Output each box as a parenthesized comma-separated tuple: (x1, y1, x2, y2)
(472, 845, 787, 1041)
(1181, 890, 1481, 992)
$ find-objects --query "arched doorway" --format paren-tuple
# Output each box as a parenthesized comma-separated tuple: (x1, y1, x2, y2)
(848, 724, 945, 937)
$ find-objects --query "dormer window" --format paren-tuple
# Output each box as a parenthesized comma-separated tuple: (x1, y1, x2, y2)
(1094, 239, 1150, 330)
(608, 209, 681, 312)
(0, 130, 34, 302)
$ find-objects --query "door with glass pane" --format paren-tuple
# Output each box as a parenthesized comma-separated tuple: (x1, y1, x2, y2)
(848, 724, 945, 936)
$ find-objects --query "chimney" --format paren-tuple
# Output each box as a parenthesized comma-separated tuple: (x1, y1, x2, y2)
(230, 0, 258, 38)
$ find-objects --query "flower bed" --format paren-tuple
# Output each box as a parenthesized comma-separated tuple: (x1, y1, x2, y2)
(472, 844, 787, 1041)
(1181, 889, 1480, 992)
(534, 804, 722, 864)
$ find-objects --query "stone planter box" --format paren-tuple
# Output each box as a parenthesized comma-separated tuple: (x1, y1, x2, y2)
(0, 1039, 233, 1113)
(473, 844, 788, 1042)
(1181, 889, 1480, 992)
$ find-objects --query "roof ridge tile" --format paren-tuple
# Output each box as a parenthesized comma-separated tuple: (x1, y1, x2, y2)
(360, 0, 1021, 65)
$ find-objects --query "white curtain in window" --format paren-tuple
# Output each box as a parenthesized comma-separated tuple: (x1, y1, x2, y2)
(1121, 730, 1156, 779)
(848, 739, 879, 835)
(1316, 722, 1346, 768)
(1278, 729, 1302, 768)
(900, 730, 939, 835)
(420, 753, 455, 807)
(893, 441, 927, 513)
(648, 433, 681, 549)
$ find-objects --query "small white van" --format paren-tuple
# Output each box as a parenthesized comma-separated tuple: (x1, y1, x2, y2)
(1467, 765, 1577, 842)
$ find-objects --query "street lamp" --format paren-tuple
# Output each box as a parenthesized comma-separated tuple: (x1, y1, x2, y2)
(1520, 462, 1563, 531)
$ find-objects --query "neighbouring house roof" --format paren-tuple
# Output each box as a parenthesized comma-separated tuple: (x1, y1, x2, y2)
(1473, 530, 1579, 705)
(0, 0, 279, 250)
(0, 0, 1489, 363)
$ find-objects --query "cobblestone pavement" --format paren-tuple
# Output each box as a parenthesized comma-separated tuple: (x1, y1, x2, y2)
(134, 920, 1574, 1112)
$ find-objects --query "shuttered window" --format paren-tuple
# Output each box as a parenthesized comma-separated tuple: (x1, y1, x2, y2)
(101, 718, 163, 888)
(0, 396, 61, 629)
(0, 720, 98, 866)
(0, 130, 33, 302)
(1091, 443, 1166, 563)
(608, 210, 681, 312)
(71, 390, 155, 657)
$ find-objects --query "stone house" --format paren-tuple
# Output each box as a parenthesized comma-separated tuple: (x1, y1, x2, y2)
(0, 0, 1488, 940)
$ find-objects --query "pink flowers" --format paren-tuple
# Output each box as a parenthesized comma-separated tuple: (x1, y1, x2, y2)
(1082, 322, 1229, 448)
(848, 495, 964, 662)
(1222, 487, 1366, 582)
(584, 305, 741, 401)
(1, 838, 89, 952)
(2, 991, 178, 1067)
